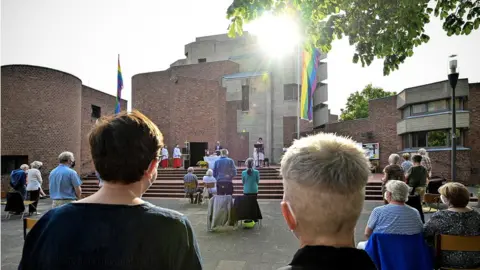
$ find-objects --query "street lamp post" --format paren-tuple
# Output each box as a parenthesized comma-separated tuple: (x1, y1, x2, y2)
(448, 55, 459, 181)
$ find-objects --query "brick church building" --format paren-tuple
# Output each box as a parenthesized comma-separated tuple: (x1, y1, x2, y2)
(1, 65, 127, 188)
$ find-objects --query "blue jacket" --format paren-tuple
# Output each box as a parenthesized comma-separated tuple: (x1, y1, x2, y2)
(213, 157, 237, 182)
(10, 169, 27, 189)
(241, 169, 259, 194)
(365, 233, 433, 270)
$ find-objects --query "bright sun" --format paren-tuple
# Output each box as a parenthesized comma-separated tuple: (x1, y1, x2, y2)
(247, 13, 300, 57)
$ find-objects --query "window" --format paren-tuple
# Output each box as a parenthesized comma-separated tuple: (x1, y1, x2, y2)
(242, 85, 249, 111)
(449, 98, 464, 110)
(427, 100, 448, 112)
(411, 104, 427, 114)
(412, 131, 427, 148)
(283, 84, 299, 101)
(403, 106, 411, 118)
(427, 130, 448, 147)
(198, 58, 206, 63)
(403, 129, 464, 148)
(91, 105, 101, 119)
(1, 155, 28, 175)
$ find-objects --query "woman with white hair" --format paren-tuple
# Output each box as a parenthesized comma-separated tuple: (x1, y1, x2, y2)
(358, 180, 423, 249)
(26, 161, 46, 215)
(382, 153, 405, 204)
(202, 169, 217, 197)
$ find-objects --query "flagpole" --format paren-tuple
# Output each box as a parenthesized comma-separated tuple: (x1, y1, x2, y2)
(296, 44, 301, 139)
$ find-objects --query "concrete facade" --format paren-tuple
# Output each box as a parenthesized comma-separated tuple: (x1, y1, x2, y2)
(314, 79, 480, 185)
(152, 33, 327, 163)
(1, 65, 127, 189)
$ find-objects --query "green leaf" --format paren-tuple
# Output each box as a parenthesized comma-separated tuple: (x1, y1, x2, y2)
(353, 53, 359, 63)
(426, 8, 433, 14)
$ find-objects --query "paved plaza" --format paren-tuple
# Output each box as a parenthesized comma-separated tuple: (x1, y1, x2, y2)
(3, 198, 477, 270)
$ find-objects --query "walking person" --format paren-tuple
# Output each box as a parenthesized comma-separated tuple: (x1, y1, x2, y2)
(10, 164, 29, 199)
(49, 152, 82, 208)
(26, 161, 45, 215)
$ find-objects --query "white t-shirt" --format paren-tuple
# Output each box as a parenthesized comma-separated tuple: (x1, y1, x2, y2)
(26, 168, 43, 191)
(202, 176, 217, 194)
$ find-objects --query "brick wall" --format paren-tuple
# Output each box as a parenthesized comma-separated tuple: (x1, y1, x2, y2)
(369, 96, 403, 168)
(283, 117, 312, 146)
(226, 101, 250, 161)
(80, 86, 127, 175)
(426, 150, 471, 183)
(1, 65, 82, 189)
(132, 61, 241, 162)
(466, 83, 480, 184)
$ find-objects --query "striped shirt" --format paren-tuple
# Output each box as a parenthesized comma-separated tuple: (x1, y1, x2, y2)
(367, 204, 423, 235)
(420, 155, 432, 174)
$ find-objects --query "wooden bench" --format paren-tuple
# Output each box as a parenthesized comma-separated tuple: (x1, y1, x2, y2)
(435, 234, 480, 269)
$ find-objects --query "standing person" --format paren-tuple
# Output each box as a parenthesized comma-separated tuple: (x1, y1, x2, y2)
(382, 154, 405, 204)
(160, 146, 169, 169)
(255, 137, 265, 167)
(215, 141, 223, 156)
(49, 152, 82, 208)
(26, 161, 45, 215)
(10, 164, 29, 199)
(213, 149, 237, 195)
(405, 154, 428, 203)
(242, 158, 260, 196)
(418, 148, 432, 178)
(401, 153, 413, 173)
(173, 144, 182, 168)
(278, 133, 376, 269)
(19, 111, 203, 270)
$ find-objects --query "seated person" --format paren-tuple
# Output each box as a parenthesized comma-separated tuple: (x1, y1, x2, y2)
(358, 180, 423, 249)
(184, 167, 201, 204)
(202, 169, 217, 197)
(405, 154, 428, 203)
(424, 182, 480, 269)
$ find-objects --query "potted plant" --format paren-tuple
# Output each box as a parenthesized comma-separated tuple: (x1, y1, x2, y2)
(197, 161, 208, 168)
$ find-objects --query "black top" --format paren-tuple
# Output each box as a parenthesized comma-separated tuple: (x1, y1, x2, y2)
(407, 166, 428, 187)
(19, 202, 202, 270)
(278, 245, 376, 270)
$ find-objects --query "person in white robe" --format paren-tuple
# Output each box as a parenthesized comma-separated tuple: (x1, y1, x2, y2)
(160, 146, 169, 168)
(173, 144, 182, 168)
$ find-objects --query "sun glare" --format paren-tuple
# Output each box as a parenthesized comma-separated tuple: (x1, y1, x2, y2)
(248, 13, 300, 57)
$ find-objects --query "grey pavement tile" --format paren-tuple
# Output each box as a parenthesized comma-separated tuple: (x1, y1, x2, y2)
(0, 198, 390, 270)
(215, 260, 246, 270)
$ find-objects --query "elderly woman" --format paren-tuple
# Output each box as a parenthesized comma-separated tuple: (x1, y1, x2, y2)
(382, 153, 405, 204)
(26, 161, 45, 214)
(358, 180, 423, 249)
(401, 153, 413, 173)
(424, 182, 480, 269)
(279, 133, 376, 269)
(202, 169, 217, 197)
(418, 148, 432, 177)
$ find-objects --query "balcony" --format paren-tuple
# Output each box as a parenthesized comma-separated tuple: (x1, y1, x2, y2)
(397, 111, 470, 135)
(313, 104, 329, 128)
(396, 79, 469, 109)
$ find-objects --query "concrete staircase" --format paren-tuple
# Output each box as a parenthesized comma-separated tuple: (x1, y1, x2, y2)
(81, 167, 385, 200)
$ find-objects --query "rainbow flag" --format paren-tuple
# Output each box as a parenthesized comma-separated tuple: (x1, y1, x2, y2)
(300, 47, 321, 120)
(115, 54, 123, 114)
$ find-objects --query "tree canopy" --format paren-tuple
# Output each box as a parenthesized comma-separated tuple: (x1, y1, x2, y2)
(226, 0, 480, 75)
(340, 84, 396, 120)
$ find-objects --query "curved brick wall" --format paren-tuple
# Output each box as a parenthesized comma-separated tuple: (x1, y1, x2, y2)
(1, 65, 82, 186)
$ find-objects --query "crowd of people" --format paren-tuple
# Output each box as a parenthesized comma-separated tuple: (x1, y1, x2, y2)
(12, 110, 479, 269)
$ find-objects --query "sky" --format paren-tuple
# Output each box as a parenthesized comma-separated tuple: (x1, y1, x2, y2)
(2, 0, 480, 115)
